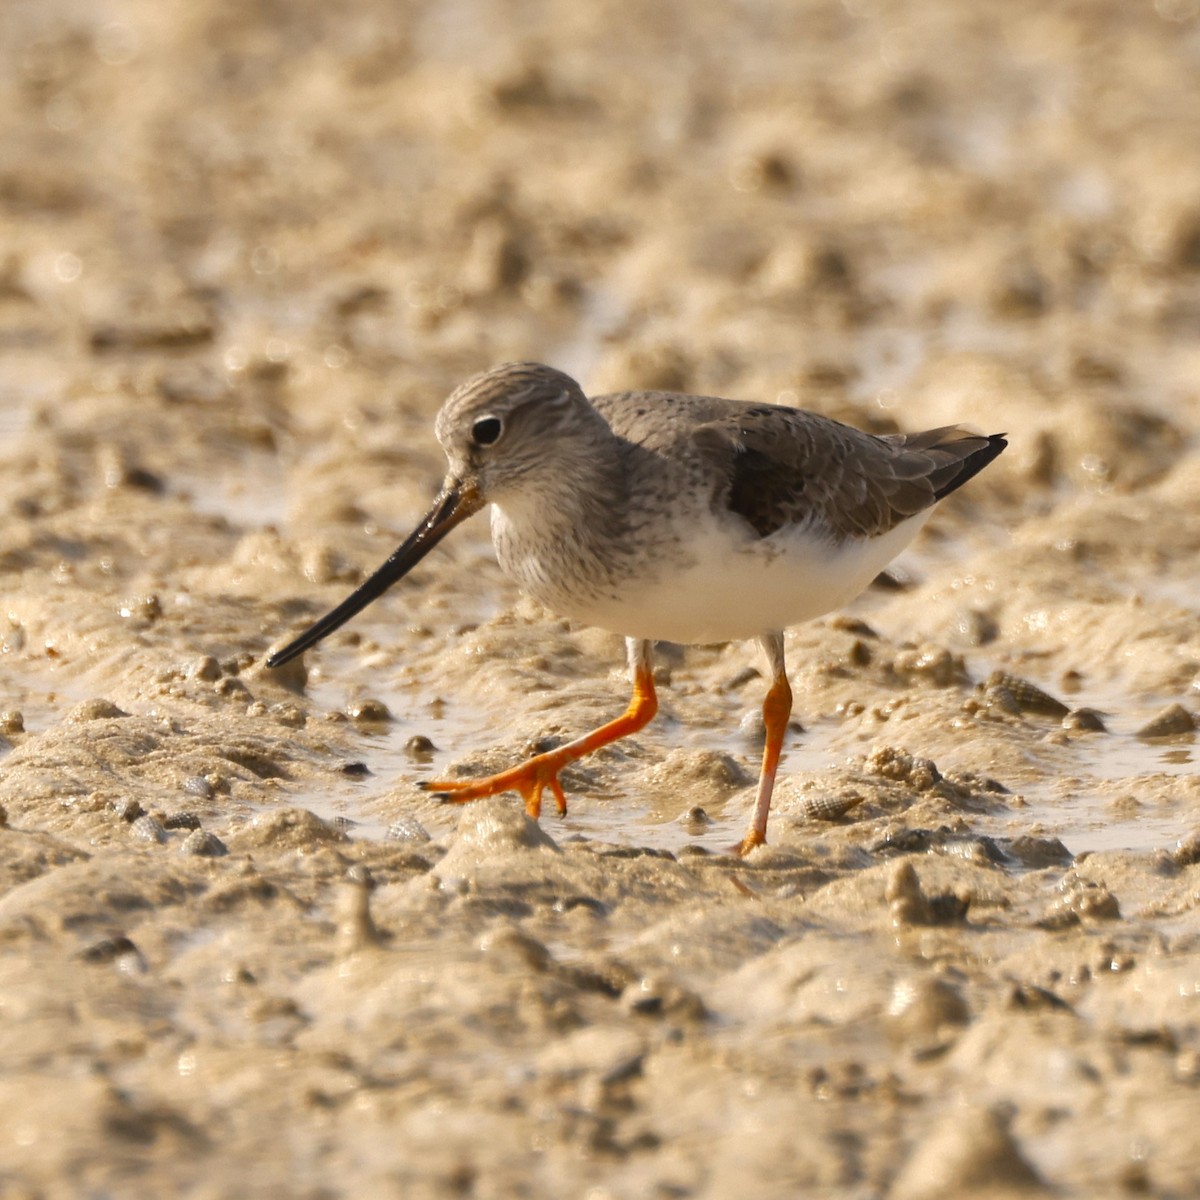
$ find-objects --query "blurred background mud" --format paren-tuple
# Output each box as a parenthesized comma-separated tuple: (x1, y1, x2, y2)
(1, 1, 1200, 1195)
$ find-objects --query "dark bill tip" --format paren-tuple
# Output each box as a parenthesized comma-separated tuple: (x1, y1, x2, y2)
(265, 481, 483, 668)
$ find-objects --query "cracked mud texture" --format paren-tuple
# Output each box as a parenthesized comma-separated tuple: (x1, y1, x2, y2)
(2, 0, 1200, 1195)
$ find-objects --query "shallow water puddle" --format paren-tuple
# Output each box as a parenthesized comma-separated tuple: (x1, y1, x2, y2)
(0, 354, 72, 457)
(968, 661, 1200, 856)
(1047, 796, 1189, 857)
(174, 448, 290, 528)
(289, 695, 735, 851)
(549, 282, 630, 385)
(280, 619, 1200, 862)
(291, 662, 849, 852)
(0, 658, 102, 738)
(1030, 732, 1199, 856)
(1126, 574, 1200, 618)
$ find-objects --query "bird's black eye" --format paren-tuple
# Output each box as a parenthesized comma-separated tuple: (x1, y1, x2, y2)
(471, 416, 503, 446)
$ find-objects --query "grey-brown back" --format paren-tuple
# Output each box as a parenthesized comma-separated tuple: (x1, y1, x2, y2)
(593, 389, 1006, 542)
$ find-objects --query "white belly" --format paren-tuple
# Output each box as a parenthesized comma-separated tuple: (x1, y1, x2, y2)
(517, 511, 931, 645)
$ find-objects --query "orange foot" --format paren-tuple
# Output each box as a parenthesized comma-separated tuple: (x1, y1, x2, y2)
(418, 657, 659, 825)
(418, 748, 572, 821)
(732, 828, 766, 858)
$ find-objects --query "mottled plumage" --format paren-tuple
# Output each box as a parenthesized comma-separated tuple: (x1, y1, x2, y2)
(267, 361, 1006, 855)
(589, 388, 1002, 542)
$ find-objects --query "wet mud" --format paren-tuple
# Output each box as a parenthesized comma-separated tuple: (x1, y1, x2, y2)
(2, 0, 1200, 1194)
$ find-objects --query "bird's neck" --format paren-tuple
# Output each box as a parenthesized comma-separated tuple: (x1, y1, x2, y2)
(487, 429, 634, 611)
(495, 437, 625, 536)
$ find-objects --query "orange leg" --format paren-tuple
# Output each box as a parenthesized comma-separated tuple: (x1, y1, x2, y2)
(735, 632, 792, 857)
(420, 638, 658, 820)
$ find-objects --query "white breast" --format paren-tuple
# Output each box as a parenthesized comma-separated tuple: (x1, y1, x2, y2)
(495, 503, 931, 645)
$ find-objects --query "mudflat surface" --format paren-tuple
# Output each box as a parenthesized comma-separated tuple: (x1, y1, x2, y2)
(2, 1, 1200, 1195)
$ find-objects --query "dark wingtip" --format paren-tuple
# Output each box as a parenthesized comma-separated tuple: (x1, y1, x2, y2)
(932, 431, 1008, 502)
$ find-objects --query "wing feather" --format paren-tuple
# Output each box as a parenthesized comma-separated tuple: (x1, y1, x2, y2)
(693, 411, 1005, 539)
(593, 388, 1005, 541)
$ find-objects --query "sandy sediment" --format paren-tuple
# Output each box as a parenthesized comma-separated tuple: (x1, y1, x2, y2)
(1, 0, 1200, 1194)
